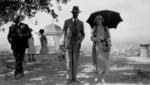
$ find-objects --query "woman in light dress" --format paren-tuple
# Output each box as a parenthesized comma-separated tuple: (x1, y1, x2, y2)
(27, 35, 36, 61)
(39, 29, 48, 54)
(91, 15, 111, 83)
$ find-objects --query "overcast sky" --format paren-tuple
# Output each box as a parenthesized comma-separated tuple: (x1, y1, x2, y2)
(58, 0, 150, 42)
(54, 0, 150, 48)
(0, 0, 150, 50)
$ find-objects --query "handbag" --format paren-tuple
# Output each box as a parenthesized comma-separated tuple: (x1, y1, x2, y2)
(102, 40, 111, 52)
(102, 26, 111, 52)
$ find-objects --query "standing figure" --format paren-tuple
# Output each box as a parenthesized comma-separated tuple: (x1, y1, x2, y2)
(91, 15, 111, 83)
(58, 33, 66, 62)
(27, 33, 36, 61)
(63, 6, 85, 83)
(7, 15, 31, 79)
(39, 29, 48, 54)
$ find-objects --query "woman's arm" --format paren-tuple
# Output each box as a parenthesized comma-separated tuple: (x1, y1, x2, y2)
(106, 27, 112, 47)
(91, 27, 97, 41)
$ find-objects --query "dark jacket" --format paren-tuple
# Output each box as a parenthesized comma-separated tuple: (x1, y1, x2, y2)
(7, 22, 31, 51)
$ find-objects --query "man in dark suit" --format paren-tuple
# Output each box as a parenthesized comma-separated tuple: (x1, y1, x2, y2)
(63, 6, 85, 83)
(7, 15, 31, 79)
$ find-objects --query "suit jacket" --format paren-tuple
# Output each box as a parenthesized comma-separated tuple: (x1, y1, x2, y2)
(63, 18, 85, 49)
(7, 22, 31, 51)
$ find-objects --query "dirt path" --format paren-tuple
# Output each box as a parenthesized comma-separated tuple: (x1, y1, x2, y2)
(0, 54, 150, 85)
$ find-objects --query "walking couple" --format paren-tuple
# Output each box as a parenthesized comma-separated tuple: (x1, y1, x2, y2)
(63, 6, 111, 84)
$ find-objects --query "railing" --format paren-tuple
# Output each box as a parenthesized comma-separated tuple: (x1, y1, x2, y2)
(35, 45, 60, 54)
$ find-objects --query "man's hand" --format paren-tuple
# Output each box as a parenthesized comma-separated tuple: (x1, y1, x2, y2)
(75, 40, 81, 49)
(107, 38, 112, 47)
(16, 29, 23, 37)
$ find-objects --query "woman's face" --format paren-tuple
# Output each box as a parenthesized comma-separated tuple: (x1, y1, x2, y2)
(96, 18, 103, 25)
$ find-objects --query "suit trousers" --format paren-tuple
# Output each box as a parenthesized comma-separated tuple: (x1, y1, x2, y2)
(66, 44, 80, 80)
(13, 49, 26, 75)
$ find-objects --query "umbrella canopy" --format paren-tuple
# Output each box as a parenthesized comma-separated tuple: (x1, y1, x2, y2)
(43, 24, 63, 36)
(87, 10, 123, 29)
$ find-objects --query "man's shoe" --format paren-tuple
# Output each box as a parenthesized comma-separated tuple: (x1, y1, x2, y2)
(66, 79, 72, 85)
(4, 74, 14, 80)
(32, 58, 36, 61)
(71, 78, 80, 83)
(29, 59, 32, 61)
(14, 73, 24, 80)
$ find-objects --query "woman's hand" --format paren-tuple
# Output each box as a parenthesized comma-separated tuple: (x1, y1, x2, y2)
(107, 38, 112, 47)
(91, 36, 97, 41)
(99, 36, 105, 42)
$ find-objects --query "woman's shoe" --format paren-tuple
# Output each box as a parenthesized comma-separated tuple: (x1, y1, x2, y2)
(100, 78, 105, 83)
(94, 77, 98, 83)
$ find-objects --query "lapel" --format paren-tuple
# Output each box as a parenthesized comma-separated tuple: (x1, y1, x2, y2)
(68, 18, 74, 32)
(69, 18, 80, 32)
(76, 19, 80, 30)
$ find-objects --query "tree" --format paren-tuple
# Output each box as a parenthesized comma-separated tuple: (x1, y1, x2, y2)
(0, 0, 70, 27)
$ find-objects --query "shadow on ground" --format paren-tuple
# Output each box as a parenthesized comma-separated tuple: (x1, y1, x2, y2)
(0, 54, 150, 85)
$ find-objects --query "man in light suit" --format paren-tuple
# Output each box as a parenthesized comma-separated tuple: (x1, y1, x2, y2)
(63, 6, 85, 83)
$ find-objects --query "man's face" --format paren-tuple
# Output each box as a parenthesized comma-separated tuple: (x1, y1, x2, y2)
(13, 15, 20, 23)
(72, 12, 79, 19)
(13, 18, 20, 23)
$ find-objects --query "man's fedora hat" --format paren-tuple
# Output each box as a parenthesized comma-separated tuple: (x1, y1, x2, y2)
(71, 6, 81, 13)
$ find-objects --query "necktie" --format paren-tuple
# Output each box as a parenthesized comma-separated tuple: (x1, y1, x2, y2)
(74, 19, 77, 26)
(73, 19, 77, 41)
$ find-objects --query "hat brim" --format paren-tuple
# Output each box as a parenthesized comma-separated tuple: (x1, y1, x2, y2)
(29, 28, 33, 32)
(71, 11, 81, 13)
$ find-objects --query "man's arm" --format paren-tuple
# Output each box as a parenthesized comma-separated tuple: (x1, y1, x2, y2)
(7, 26, 13, 44)
(79, 22, 85, 43)
(63, 20, 67, 45)
(21, 24, 31, 39)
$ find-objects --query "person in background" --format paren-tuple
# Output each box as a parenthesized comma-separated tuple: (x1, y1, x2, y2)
(91, 15, 111, 83)
(58, 33, 66, 62)
(7, 15, 31, 79)
(27, 31, 36, 61)
(39, 29, 48, 55)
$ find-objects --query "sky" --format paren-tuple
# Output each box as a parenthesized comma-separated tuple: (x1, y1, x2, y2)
(58, 0, 150, 42)
(0, 0, 150, 51)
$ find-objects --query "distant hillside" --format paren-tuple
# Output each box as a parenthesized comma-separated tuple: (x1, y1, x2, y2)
(81, 41, 141, 56)
(0, 44, 10, 51)
(112, 41, 140, 49)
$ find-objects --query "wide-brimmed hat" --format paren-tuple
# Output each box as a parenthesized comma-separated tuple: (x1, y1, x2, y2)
(71, 6, 81, 13)
(94, 15, 104, 23)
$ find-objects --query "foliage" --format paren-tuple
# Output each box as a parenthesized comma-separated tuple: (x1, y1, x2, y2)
(0, 0, 70, 26)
